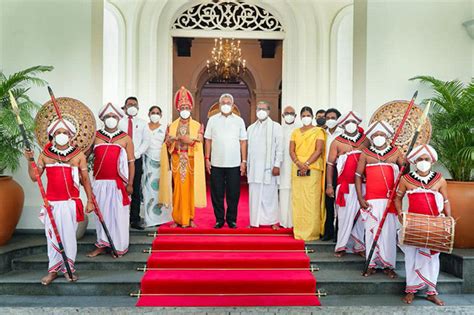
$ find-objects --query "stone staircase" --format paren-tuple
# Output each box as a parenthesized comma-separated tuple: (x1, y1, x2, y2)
(0, 231, 466, 298)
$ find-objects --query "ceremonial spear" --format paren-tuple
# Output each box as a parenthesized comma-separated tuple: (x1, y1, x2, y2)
(47, 86, 119, 258)
(8, 90, 75, 280)
(362, 99, 431, 275)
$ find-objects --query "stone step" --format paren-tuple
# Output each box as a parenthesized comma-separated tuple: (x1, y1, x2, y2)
(0, 261, 463, 296)
(309, 252, 406, 270)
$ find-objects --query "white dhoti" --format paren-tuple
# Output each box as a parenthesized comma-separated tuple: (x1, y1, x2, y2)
(40, 201, 78, 273)
(93, 180, 130, 255)
(335, 184, 365, 253)
(361, 199, 397, 269)
(249, 183, 279, 227)
(279, 188, 293, 228)
(400, 245, 440, 295)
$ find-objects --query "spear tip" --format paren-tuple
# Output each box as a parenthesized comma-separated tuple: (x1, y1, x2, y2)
(413, 90, 418, 99)
(47, 86, 53, 96)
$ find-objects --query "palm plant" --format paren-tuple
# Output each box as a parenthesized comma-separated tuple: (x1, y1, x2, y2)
(410, 75, 474, 181)
(0, 66, 53, 174)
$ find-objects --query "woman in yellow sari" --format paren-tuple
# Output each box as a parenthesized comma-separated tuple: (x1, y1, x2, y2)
(289, 106, 326, 241)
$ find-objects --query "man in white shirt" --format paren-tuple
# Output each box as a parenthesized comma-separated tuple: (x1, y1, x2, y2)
(204, 93, 248, 229)
(119, 96, 151, 230)
(321, 108, 343, 241)
(279, 105, 299, 228)
(247, 101, 283, 229)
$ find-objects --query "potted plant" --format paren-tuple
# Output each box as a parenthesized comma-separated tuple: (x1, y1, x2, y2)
(0, 65, 53, 245)
(410, 75, 474, 248)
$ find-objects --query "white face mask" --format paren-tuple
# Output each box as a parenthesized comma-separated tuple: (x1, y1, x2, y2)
(301, 117, 313, 126)
(105, 117, 118, 129)
(220, 104, 232, 114)
(180, 110, 191, 120)
(372, 135, 386, 147)
(344, 122, 357, 134)
(283, 114, 295, 124)
(54, 133, 69, 146)
(416, 160, 432, 173)
(150, 114, 161, 123)
(325, 119, 337, 129)
(126, 106, 138, 116)
(256, 110, 268, 121)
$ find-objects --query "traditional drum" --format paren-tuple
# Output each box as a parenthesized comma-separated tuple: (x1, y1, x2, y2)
(399, 212, 455, 254)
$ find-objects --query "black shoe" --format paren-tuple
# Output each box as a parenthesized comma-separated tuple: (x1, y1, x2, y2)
(130, 222, 144, 230)
(321, 234, 333, 241)
(214, 222, 224, 229)
(228, 222, 237, 229)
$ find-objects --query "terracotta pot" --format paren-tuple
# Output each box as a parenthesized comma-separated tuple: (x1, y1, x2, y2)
(0, 176, 24, 245)
(448, 180, 474, 248)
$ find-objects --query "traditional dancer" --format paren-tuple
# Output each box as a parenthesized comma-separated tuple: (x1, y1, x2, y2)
(355, 120, 403, 278)
(247, 101, 283, 229)
(395, 144, 451, 306)
(159, 87, 206, 228)
(25, 119, 95, 284)
(87, 103, 135, 257)
(326, 111, 369, 257)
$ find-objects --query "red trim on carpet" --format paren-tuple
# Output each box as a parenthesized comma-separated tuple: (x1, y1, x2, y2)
(137, 184, 320, 307)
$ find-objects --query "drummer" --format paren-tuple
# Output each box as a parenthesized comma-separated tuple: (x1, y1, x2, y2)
(395, 144, 451, 306)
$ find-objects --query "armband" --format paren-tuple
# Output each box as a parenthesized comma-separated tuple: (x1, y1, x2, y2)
(355, 172, 362, 177)
(327, 161, 334, 166)
(444, 199, 449, 204)
(128, 159, 135, 163)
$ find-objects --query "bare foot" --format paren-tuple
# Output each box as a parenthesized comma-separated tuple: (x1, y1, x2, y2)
(356, 251, 365, 258)
(41, 272, 58, 285)
(334, 251, 346, 257)
(64, 272, 78, 282)
(402, 292, 415, 304)
(362, 268, 376, 277)
(248, 225, 256, 228)
(384, 268, 398, 279)
(272, 224, 280, 230)
(86, 247, 106, 258)
(169, 223, 178, 228)
(189, 220, 197, 228)
(427, 295, 445, 306)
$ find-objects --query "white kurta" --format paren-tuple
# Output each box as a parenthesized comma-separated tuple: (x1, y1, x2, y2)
(93, 143, 130, 255)
(399, 188, 444, 295)
(247, 119, 283, 227)
(334, 151, 365, 253)
(40, 164, 80, 274)
(279, 122, 298, 228)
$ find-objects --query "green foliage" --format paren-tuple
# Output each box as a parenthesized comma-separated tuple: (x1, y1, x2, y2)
(0, 66, 53, 173)
(410, 75, 474, 181)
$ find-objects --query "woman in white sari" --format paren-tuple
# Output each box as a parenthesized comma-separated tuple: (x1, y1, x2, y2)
(143, 106, 172, 226)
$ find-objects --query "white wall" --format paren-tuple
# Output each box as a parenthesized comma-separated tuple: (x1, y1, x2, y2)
(1, 0, 103, 229)
(364, 0, 473, 126)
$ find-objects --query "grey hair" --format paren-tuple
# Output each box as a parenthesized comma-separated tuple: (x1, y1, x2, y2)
(219, 93, 234, 104)
(256, 101, 271, 110)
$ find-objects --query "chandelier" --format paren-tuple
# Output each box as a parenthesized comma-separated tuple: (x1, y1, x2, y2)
(206, 38, 246, 83)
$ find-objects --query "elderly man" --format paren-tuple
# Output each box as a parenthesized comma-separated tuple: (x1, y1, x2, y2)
(279, 105, 299, 228)
(355, 120, 404, 278)
(88, 103, 135, 258)
(119, 96, 151, 230)
(396, 144, 451, 306)
(247, 101, 283, 229)
(205, 93, 247, 229)
(159, 87, 206, 228)
(25, 118, 94, 284)
(326, 111, 369, 257)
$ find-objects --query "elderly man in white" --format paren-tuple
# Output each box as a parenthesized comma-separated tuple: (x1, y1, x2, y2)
(247, 101, 283, 229)
(278, 105, 299, 228)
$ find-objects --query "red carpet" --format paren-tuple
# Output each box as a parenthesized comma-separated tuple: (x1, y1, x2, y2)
(136, 185, 320, 307)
